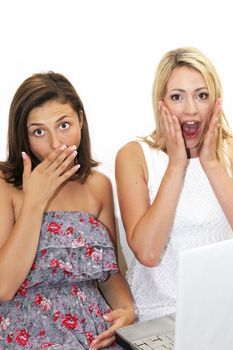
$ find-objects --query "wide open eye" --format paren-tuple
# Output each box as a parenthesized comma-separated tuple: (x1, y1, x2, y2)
(198, 92, 209, 100)
(59, 122, 69, 130)
(171, 94, 182, 101)
(33, 128, 45, 136)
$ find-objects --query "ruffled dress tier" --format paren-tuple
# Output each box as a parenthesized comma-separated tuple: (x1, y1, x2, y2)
(0, 211, 123, 349)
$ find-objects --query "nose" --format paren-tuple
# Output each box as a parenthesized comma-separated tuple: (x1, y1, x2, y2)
(49, 132, 63, 150)
(184, 97, 198, 115)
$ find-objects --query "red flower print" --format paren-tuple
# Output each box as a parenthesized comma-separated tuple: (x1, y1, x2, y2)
(106, 261, 118, 269)
(71, 234, 85, 248)
(97, 307, 103, 317)
(18, 279, 29, 296)
(53, 310, 60, 322)
(47, 222, 62, 234)
(71, 285, 79, 296)
(88, 305, 93, 314)
(16, 329, 30, 346)
(85, 331, 94, 345)
(39, 329, 45, 336)
(50, 258, 60, 270)
(79, 217, 84, 222)
(41, 248, 47, 257)
(6, 333, 13, 343)
(85, 244, 94, 257)
(111, 263, 118, 269)
(65, 226, 74, 235)
(41, 342, 55, 348)
(91, 249, 102, 264)
(0, 314, 10, 331)
(62, 313, 78, 330)
(31, 262, 36, 270)
(81, 317, 86, 324)
(88, 216, 100, 226)
(40, 298, 51, 313)
(34, 294, 43, 305)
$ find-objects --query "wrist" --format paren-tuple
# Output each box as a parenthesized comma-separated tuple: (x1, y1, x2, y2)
(200, 158, 220, 172)
(167, 163, 187, 175)
(22, 194, 47, 213)
(125, 303, 138, 323)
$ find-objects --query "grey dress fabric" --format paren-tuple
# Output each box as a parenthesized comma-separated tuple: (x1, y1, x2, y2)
(0, 211, 123, 349)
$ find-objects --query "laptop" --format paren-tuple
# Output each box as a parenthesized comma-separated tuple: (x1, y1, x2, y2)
(116, 238, 233, 350)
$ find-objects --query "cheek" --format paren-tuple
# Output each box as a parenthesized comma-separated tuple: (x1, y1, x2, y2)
(28, 138, 46, 161)
(163, 98, 182, 116)
(202, 106, 212, 125)
(69, 128, 82, 146)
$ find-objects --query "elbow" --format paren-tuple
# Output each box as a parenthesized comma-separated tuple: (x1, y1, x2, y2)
(134, 249, 162, 268)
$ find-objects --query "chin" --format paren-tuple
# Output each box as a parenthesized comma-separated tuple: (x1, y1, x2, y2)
(185, 139, 199, 150)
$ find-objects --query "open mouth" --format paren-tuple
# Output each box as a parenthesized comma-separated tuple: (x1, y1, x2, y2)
(181, 121, 200, 139)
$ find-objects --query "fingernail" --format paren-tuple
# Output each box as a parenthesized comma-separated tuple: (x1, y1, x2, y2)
(74, 164, 81, 171)
(21, 151, 26, 159)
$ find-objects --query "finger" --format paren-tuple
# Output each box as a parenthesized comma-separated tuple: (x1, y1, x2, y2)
(94, 322, 117, 343)
(53, 149, 78, 176)
(56, 163, 81, 187)
(103, 310, 121, 322)
(37, 145, 77, 174)
(161, 107, 173, 136)
(90, 335, 115, 350)
(209, 99, 221, 126)
(22, 152, 32, 182)
(51, 145, 77, 172)
(207, 115, 219, 137)
(159, 101, 174, 137)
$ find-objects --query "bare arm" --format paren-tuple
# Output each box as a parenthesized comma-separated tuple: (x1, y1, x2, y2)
(198, 102, 233, 229)
(115, 141, 186, 267)
(90, 173, 135, 349)
(203, 157, 233, 228)
(115, 104, 192, 267)
(0, 145, 78, 300)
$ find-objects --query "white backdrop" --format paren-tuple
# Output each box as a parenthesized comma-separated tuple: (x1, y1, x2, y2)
(0, 0, 232, 269)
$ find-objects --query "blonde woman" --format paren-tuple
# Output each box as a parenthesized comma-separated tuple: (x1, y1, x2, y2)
(115, 47, 233, 322)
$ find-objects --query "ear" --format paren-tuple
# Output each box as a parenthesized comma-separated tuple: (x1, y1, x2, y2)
(78, 110, 84, 129)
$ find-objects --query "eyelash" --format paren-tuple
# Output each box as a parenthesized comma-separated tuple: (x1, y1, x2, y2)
(33, 129, 44, 136)
(59, 122, 70, 130)
(170, 92, 209, 101)
(32, 122, 70, 136)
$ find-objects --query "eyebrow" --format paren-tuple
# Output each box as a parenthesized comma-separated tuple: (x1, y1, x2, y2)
(169, 87, 208, 93)
(27, 115, 69, 128)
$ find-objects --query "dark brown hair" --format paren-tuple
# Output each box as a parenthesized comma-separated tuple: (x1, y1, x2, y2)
(0, 71, 98, 187)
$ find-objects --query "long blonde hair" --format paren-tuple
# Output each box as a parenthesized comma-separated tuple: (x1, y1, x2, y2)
(143, 47, 233, 175)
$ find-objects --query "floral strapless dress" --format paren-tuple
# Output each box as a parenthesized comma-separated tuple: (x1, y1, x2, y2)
(0, 211, 123, 349)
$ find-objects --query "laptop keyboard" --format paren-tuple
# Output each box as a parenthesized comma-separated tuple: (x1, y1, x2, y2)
(133, 332, 175, 349)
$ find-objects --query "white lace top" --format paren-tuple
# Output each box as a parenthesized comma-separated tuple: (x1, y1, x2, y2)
(126, 141, 233, 321)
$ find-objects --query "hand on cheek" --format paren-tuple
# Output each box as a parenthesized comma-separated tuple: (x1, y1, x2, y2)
(199, 99, 221, 166)
(158, 101, 188, 169)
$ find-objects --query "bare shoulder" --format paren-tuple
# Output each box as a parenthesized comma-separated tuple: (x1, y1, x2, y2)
(87, 171, 113, 196)
(0, 173, 21, 216)
(0, 172, 17, 246)
(116, 141, 145, 163)
(0, 172, 13, 198)
(116, 141, 148, 182)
